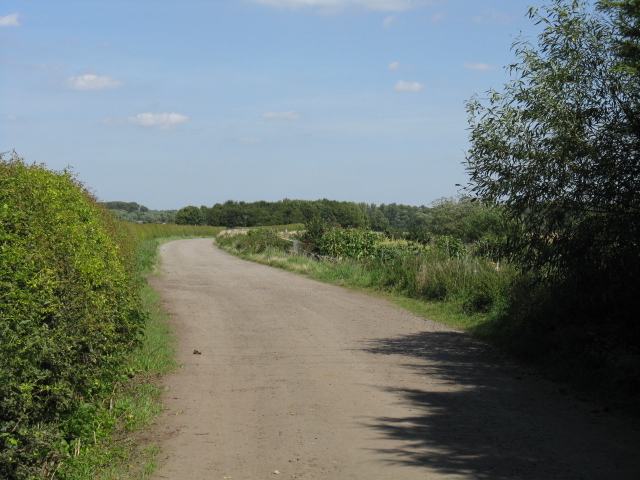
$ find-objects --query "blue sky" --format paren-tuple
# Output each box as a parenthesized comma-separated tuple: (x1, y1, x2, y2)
(2, 0, 547, 210)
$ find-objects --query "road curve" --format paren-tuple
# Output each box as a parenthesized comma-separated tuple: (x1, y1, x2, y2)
(148, 238, 640, 480)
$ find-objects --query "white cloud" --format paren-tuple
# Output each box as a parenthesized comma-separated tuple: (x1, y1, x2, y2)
(388, 61, 400, 70)
(248, 0, 432, 12)
(394, 80, 424, 92)
(129, 113, 189, 129)
(463, 62, 496, 71)
(262, 111, 305, 120)
(382, 15, 396, 27)
(64, 74, 124, 90)
(0, 13, 21, 27)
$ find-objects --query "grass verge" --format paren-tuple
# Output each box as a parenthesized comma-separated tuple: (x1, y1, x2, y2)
(58, 282, 176, 479)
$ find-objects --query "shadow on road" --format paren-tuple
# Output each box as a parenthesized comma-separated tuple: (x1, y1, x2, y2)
(361, 330, 639, 480)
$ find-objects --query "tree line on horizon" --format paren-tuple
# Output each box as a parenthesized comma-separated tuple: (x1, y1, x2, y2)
(175, 198, 432, 231)
(105, 197, 432, 231)
(168, 197, 498, 242)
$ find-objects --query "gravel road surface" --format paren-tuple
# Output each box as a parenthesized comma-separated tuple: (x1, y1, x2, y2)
(148, 238, 640, 480)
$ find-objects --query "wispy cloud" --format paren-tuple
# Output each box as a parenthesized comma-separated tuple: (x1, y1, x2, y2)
(463, 62, 496, 71)
(388, 61, 400, 70)
(129, 113, 189, 129)
(382, 15, 396, 27)
(394, 80, 424, 92)
(262, 111, 305, 120)
(0, 13, 21, 27)
(248, 0, 433, 13)
(64, 74, 124, 90)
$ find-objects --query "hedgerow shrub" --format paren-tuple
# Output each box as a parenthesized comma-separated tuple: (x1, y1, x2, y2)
(434, 235, 467, 258)
(215, 228, 291, 254)
(239, 228, 291, 253)
(0, 153, 145, 479)
(315, 227, 380, 259)
(371, 239, 429, 263)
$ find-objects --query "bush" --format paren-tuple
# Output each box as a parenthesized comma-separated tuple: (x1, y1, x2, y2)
(0, 153, 145, 479)
(315, 227, 381, 259)
(434, 235, 467, 258)
(216, 228, 291, 254)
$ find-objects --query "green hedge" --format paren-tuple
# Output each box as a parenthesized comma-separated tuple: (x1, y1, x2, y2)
(315, 227, 381, 259)
(0, 153, 146, 479)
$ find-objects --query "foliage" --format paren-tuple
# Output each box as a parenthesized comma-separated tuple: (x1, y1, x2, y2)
(174, 205, 204, 225)
(466, 0, 640, 278)
(298, 216, 332, 253)
(435, 235, 467, 258)
(235, 228, 291, 254)
(314, 227, 381, 259)
(465, 0, 640, 395)
(371, 239, 430, 263)
(104, 201, 148, 213)
(215, 227, 293, 255)
(424, 197, 505, 243)
(0, 153, 146, 479)
(600, 0, 640, 74)
(203, 198, 370, 228)
(406, 222, 431, 245)
(104, 201, 175, 224)
(362, 202, 431, 231)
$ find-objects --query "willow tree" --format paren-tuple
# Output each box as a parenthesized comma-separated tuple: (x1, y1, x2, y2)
(600, 0, 640, 74)
(465, 0, 640, 324)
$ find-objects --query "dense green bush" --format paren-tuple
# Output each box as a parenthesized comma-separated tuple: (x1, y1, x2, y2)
(0, 153, 146, 479)
(215, 228, 293, 254)
(237, 228, 292, 253)
(371, 239, 429, 263)
(314, 227, 380, 259)
(174, 205, 204, 225)
(434, 235, 467, 258)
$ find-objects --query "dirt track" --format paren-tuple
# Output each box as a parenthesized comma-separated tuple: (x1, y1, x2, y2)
(148, 238, 640, 480)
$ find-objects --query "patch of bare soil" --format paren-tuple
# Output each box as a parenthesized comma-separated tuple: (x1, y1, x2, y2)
(148, 238, 640, 480)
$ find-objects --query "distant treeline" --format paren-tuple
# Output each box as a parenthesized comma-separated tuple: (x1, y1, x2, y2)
(174, 199, 433, 232)
(104, 201, 176, 224)
(105, 197, 496, 244)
